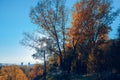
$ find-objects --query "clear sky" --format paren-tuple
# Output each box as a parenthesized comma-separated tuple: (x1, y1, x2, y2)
(0, 0, 120, 65)
(0, 0, 39, 64)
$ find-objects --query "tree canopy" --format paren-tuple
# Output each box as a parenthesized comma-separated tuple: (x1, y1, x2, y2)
(21, 0, 120, 79)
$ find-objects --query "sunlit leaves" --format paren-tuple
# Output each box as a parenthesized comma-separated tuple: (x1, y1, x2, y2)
(0, 66, 28, 80)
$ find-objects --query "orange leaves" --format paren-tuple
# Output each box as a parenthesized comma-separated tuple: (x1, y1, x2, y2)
(29, 64, 43, 79)
(33, 64, 39, 70)
(0, 76, 6, 80)
(29, 71, 36, 78)
(65, 42, 72, 48)
(72, 12, 82, 28)
(75, 3, 81, 12)
(67, 0, 111, 49)
(69, 1, 94, 44)
(48, 56, 56, 65)
(0, 66, 28, 80)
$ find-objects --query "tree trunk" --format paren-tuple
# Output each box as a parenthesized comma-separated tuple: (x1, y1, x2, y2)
(43, 50, 46, 80)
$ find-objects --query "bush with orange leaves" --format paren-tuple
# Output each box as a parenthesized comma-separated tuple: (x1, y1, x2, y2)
(0, 65, 28, 80)
(29, 64, 43, 80)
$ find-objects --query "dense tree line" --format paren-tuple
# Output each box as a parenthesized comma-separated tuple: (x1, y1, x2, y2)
(21, 0, 120, 79)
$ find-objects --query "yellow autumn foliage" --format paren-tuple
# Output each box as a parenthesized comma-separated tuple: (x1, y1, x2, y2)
(0, 65, 28, 80)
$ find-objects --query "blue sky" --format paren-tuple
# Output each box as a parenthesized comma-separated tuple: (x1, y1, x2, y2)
(0, 0, 120, 64)
(0, 0, 38, 64)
